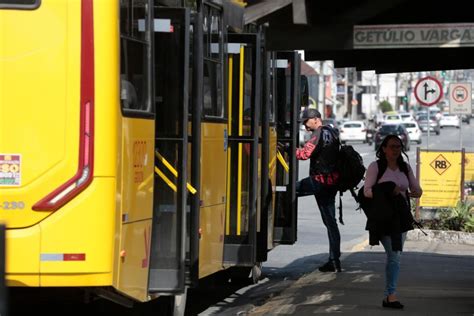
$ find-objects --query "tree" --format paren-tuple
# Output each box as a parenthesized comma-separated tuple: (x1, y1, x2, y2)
(379, 100, 393, 113)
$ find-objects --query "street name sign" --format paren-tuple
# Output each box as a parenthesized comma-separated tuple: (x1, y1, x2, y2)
(449, 83, 472, 115)
(414, 76, 443, 106)
(354, 23, 474, 49)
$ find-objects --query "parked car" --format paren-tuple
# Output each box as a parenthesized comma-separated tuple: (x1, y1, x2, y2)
(439, 112, 461, 128)
(339, 121, 367, 144)
(417, 114, 441, 135)
(402, 121, 422, 144)
(374, 123, 410, 151)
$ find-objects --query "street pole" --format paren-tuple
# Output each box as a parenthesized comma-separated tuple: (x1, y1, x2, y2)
(395, 73, 400, 111)
(319, 61, 325, 117)
(352, 68, 357, 120)
(344, 68, 348, 118)
(427, 113, 430, 150)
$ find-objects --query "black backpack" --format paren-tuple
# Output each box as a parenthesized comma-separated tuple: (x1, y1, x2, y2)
(333, 136, 366, 224)
(337, 145, 366, 193)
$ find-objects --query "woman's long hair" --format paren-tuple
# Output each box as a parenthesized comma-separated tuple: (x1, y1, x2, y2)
(375, 134, 410, 174)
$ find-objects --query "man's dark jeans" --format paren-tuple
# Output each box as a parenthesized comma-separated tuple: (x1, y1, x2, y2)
(296, 176, 340, 262)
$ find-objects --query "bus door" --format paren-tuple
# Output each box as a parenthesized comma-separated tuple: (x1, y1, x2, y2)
(223, 33, 261, 268)
(148, 7, 190, 295)
(273, 52, 300, 245)
(258, 48, 275, 262)
(118, 0, 156, 301)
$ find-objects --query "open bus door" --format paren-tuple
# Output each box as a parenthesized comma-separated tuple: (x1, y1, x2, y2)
(223, 32, 262, 277)
(149, 7, 190, 299)
(273, 52, 300, 245)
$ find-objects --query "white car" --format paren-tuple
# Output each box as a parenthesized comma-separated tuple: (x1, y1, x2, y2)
(339, 121, 367, 143)
(439, 113, 460, 128)
(400, 112, 415, 122)
(402, 121, 422, 144)
(383, 113, 403, 124)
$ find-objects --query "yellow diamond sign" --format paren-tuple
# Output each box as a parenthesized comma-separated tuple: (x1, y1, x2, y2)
(430, 154, 451, 175)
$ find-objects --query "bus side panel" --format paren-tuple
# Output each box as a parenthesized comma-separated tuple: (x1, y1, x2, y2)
(6, 226, 40, 286)
(199, 123, 227, 278)
(117, 220, 152, 302)
(119, 120, 155, 223)
(39, 179, 115, 286)
(116, 118, 154, 300)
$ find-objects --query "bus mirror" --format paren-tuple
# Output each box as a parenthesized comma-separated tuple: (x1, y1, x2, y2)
(300, 75, 309, 107)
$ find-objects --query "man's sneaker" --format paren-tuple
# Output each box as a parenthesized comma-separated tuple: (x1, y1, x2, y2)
(318, 261, 336, 272)
(318, 260, 342, 272)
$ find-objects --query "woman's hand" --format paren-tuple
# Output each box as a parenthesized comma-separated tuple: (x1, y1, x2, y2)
(392, 185, 402, 196)
(408, 190, 422, 198)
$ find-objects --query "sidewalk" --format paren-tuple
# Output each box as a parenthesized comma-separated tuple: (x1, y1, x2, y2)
(247, 239, 474, 315)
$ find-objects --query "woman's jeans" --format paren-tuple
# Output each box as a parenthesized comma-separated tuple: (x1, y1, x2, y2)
(296, 176, 340, 262)
(380, 233, 407, 296)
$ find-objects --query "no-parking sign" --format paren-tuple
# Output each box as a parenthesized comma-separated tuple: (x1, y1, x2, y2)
(449, 83, 472, 115)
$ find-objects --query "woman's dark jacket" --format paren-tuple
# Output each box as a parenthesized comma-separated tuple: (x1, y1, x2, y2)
(365, 181, 414, 251)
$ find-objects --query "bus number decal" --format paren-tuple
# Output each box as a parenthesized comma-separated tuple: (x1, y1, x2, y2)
(133, 141, 147, 183)
(0, 201, 25, 210)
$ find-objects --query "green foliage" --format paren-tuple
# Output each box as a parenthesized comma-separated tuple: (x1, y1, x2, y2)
(378, 100, 393, 113)
(426, 201, 474, 232)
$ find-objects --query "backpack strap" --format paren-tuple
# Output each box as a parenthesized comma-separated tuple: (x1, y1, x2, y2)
(375, 159, 386, 183)
(338, 194, 344, 225)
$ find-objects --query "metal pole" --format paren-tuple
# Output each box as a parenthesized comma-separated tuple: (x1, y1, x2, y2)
(427, 112, 430, 150)
(376, 73, 380, 105)
(319, 61, 325, 116)
(344, 68, 348, 117)
(459, 114, 463, 149)
(395, 73, 400, 111)
(352, 68, 357, 120)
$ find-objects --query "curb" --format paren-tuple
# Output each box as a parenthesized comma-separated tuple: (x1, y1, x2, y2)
(407, 229, 474, 245)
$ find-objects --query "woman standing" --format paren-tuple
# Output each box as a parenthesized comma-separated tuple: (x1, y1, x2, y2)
(363, 135, 423, 309)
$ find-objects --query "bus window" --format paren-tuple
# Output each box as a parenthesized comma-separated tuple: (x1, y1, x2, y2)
(0, 0, 39, 9)
(120, 0, 152, 115)
(203, 60, 223, 117)
(202, 3, 224, 119)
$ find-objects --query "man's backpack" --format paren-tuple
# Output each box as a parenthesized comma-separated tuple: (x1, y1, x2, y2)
(337, 145, 366, 193)
(333, 139, 366, 224)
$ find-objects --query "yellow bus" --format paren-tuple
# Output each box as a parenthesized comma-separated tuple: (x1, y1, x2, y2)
(0, 0, 303, 313)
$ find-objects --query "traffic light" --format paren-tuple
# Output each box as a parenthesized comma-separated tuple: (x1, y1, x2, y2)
(441, 70, 446, 78)
(402, 96, 408, 105)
